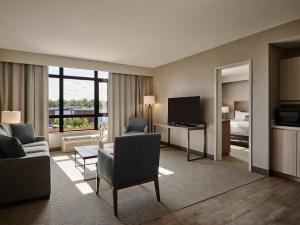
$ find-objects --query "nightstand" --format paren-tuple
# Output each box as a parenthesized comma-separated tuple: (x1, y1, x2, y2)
(222, 120, 231, 156)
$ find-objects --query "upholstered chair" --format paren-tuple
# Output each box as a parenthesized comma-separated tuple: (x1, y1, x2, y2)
(96, 133, 161, 216)
(123, 116, 148, 135)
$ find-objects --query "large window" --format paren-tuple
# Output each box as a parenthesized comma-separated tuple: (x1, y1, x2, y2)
(48, 66, 108, 132)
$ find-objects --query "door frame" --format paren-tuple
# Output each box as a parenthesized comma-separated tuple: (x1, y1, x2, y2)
(214, 59, 253, 171)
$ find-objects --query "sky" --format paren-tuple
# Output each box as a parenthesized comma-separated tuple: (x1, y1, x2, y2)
(49, 67, 108, 101)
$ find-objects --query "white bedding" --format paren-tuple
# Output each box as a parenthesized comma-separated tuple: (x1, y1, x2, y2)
(230, 120, 249, 136)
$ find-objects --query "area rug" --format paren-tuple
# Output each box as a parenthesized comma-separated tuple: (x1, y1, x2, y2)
(0, 148, 264, 225)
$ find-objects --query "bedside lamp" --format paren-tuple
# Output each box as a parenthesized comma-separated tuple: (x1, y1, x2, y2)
(1, 111, 21, 124)
(222, 106, 229, 120)
(144, 96, 155, 133)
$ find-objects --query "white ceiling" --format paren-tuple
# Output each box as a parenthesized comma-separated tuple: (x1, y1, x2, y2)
(1, 0, 300, 68)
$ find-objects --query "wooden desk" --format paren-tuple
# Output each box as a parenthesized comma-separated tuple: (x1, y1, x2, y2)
(153, 123, 207, 161)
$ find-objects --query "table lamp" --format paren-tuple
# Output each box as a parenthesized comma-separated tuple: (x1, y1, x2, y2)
(222, 106, 229, 120)
(1, 111, 21, 124)
(144, 96, 155, 133)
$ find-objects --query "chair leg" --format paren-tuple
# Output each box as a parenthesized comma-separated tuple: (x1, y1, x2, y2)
(154, 176, 161, 202)
(96, 175, 100, 195)
(113, 188, 118, 217)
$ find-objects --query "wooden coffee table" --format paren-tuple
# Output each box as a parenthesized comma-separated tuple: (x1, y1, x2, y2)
(74, 144, 113, 180)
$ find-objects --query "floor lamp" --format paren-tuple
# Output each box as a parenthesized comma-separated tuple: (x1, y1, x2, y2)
(144, 96, 155, 133)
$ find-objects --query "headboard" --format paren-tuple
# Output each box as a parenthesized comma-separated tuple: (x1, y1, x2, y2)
(234, 101, 249, 113)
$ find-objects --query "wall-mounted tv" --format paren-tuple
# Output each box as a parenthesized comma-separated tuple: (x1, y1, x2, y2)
(168, 96, 201, 126)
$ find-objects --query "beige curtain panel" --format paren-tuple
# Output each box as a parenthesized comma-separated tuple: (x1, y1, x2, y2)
(108, 73, 153, 142)
(0, 62, 48, 137)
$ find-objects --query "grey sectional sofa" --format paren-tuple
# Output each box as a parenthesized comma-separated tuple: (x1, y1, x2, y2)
(0, 125, 51, 205)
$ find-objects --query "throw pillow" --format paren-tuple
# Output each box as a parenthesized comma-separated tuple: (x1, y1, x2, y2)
(234, 111, 249, 121)
(11, 124, 35, 144)
(0, 123, 12, 136)
(0, 127, 8, 136)
(0, 135, 26, 158)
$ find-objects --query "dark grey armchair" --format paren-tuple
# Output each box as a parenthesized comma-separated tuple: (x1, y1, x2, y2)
(96, 133, 161, 216)
(123, 116, 148, 135)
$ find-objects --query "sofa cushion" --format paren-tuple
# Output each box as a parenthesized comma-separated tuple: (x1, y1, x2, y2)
(11, 124, 35, 144)
(0, 123, 12, 136)
(22, 141, 48, 148)
(23, 145, 49, 154)
(0, 134, 26, 158)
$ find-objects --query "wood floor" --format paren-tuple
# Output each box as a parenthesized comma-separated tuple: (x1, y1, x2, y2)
(144, 176, 300, 225)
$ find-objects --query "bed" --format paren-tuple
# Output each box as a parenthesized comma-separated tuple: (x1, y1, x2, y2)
(230, 101, 249, 148)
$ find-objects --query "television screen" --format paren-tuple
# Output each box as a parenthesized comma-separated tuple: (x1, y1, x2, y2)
(168, 96, 201, 125)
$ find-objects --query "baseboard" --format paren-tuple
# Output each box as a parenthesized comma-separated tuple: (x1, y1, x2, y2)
(271, 170, 300, 183)
(161, 141, 214, 159)
(49, 147, 61, 152)
(251, 166, 270, 176)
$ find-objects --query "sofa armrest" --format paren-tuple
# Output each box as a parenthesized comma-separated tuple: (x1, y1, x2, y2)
(144, 125, 149, 133)
(123, 126, 130, 134)
(35, 136, 46, 142)
(97, 149, 114, 185)
(0, 152, 51, 205)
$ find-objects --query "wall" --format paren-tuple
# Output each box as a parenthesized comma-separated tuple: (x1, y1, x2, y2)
(268, 45, 285, 121)
(0, 48, 153, 76)
(222, 80, 249, 119)
(222, 73, 248, 83)
(285, 46, 300, 58)
(153, 18, 300, 171)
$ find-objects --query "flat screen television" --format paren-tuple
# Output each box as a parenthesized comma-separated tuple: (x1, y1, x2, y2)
(168, 96, 201, 126)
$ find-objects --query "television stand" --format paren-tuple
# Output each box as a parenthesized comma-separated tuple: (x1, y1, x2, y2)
(153, 123, 207, 161)
(169, 123, 197, 127)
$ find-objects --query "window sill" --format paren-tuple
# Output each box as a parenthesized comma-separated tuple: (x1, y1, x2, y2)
(49, 128, 97, 134)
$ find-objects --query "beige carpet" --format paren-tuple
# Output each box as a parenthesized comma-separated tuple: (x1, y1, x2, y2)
(0, 148, 264, 225)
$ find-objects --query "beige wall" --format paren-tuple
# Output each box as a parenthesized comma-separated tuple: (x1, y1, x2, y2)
(0, 48, 154, 76)
(153, 19, 300, 170)
(285, 46, 300, 58)
(222, 73, 248, 83)
(269, 45, 285, 121)
(222, 80, 249, 119)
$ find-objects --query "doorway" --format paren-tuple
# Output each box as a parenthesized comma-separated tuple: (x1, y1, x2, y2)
(214, 60, 252, 171)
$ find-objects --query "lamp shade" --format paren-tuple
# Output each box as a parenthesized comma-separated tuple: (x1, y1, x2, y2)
(222, 106, 229, 114)
(144, 96, 155, 105)
(1, 111, 21, 124)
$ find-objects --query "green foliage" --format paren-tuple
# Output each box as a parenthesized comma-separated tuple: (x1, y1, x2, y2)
(50, 117, 93, 129)
(49, 98, 107, 129)
(49, 99, 107, 109)
(64, 118, 92, 129)
(52, 118, 59, 125)
(49, 100, 59, 107)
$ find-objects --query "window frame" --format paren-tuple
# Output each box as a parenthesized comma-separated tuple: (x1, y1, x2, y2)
(49, 67, 108, 133)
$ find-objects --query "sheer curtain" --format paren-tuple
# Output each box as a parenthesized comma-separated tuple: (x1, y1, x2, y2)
(108, 73, 153, 141)
(0, 62, 49, 137)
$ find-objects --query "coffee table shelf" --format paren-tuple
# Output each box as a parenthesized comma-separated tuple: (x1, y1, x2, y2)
(73, 144, 113, 180)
